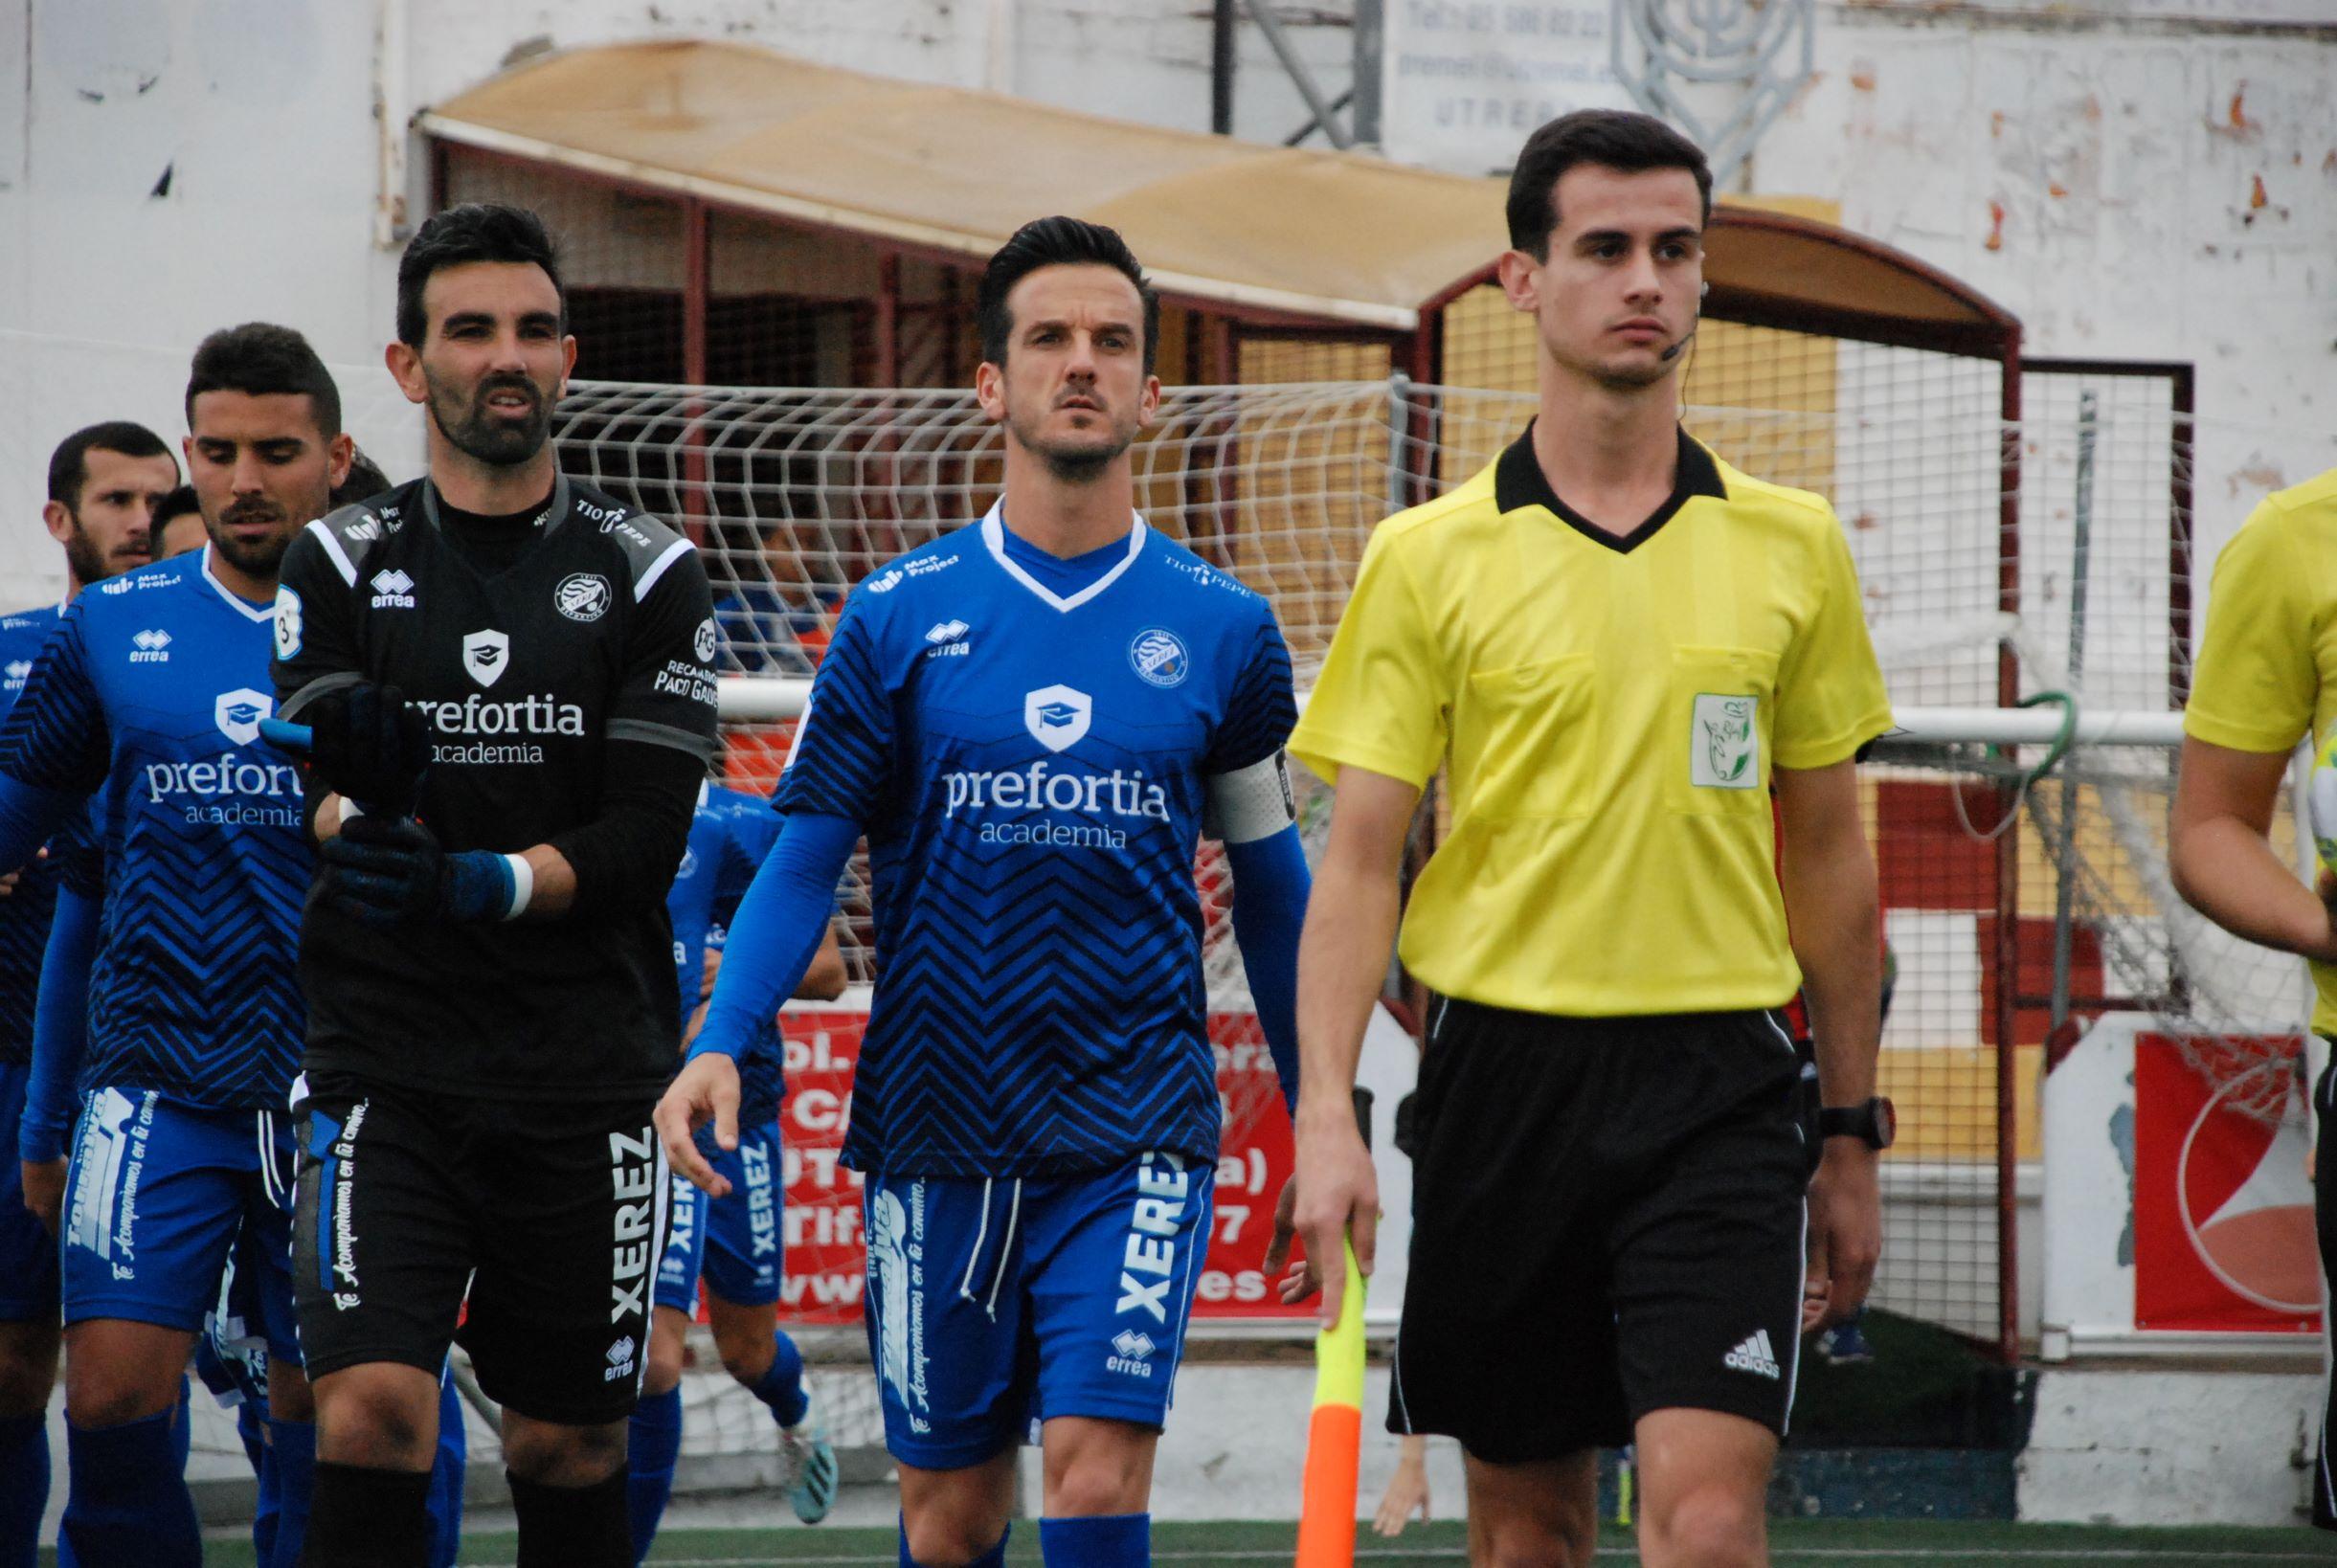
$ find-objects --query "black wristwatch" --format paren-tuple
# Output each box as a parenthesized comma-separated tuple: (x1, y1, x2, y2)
(1818, 1096, 1897, 1150)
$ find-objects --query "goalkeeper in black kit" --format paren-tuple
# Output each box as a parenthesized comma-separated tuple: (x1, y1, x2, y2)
(267, 203, 720, 1566)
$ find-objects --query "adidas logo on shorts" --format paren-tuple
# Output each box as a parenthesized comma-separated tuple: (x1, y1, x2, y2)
(1724, 1330, 1782, 1381)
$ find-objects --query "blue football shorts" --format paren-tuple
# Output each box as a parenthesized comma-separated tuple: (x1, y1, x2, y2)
(655, 1120, 784, 1312)
(862, 1150, 1213, 1468)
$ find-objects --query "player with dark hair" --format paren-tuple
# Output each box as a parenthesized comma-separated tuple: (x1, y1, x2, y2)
(42, 419, 177, 588)
(150, 485, 207, 561)
(1281, 110, 1893, 1568)
(659, 213, 1311, 1568)
(626, 783, 848, 1560)
(0, 418, 176, 1565)
(331, 448, 394, 510)
(270, 200, 720, 1566)
(0, 324, 351, 1564)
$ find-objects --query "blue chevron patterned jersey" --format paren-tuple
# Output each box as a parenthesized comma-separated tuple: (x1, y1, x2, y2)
(0, 607, 66, 1066)
(775, 505, 1296, 1178)
(0, 550, 305, 1109)
(672, 781, 785, 1126)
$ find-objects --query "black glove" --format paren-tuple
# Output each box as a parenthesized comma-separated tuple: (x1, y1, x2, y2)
(280, 683, 429, 818)
(321, 814, 519, 928)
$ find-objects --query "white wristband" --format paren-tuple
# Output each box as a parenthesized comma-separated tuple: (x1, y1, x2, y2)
(503, 853, 534, 921)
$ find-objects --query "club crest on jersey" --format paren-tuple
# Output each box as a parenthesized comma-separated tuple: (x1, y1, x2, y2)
(273, 586, 302, 661)
(555, 572, 612, 623)
(1128, 627, 1189, 688)
(1691, 694, 1758, 789)
(213, 688, 273, 747)
(462, 629, 511, 688)
(1024, 684, 1091, 753)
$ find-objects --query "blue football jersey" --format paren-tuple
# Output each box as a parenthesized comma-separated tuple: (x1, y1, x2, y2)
(0, 607, 66, 1065)
(0, 550, 307, 1109)
(671, 781, 786, 1124)
(775, 504, 1295, 1178)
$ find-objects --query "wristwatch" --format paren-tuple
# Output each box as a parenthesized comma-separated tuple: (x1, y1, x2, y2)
(1818, 1096, 1897, 1150)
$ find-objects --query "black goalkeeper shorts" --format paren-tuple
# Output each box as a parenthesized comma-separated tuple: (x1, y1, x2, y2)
(1391, 1001, 1818, 1464)
(291, 1075, 669, 1426)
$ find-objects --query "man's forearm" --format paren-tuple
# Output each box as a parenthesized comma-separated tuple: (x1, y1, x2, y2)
(1782, 829, 1883, 1105)
(1294, 854, 1402, 1131)
(2170, 815, 2328, 957)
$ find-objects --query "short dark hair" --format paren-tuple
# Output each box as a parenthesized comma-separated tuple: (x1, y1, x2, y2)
(46, 420, 172, 509)
(397, 203, 565, 348)
(1506, 110, 1714, 258)
(185, 323, 343, 437)
(977, 216, 1161, 376)
(330, 447, 393, 508)
(152, 484, 202, 530)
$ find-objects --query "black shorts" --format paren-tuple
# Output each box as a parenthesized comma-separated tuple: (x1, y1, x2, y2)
(1391, 1001, 1817, 1464)
(290, 1075, 668, 1426)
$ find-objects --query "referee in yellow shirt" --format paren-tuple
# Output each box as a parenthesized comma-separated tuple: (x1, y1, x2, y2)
(2168, 466, 2337, 1534)
(1273, 111, 1895, 1568)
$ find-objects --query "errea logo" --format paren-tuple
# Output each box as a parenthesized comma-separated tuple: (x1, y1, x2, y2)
(3, 660, 29, 691)
(129, 629, 171, 663)
(1111, 1331, 1154, 1360)
(924, 619, 970, 659)
(370, 569, 416, 610)
(604, 1334, 639, 1382)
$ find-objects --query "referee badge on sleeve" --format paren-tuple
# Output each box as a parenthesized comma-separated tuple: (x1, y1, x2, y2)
(1691, 694, 1759, 789)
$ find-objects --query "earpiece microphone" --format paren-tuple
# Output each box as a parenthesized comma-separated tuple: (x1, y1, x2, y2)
(1657, 282, 1711, 363)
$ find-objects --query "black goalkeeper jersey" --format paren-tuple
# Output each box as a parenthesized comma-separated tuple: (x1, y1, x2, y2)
(273, 472, 720, 1101)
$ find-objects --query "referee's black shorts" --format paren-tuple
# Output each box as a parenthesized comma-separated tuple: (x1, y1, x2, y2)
(290, 1075, 669, 1426)
(1391, 1000, 1818, 1464)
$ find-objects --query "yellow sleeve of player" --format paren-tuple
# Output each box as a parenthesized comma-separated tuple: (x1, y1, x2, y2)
(2186, 497, 2318, 755)
(1289, 522, 1449, 789)
(1772, 517, 1896, 771)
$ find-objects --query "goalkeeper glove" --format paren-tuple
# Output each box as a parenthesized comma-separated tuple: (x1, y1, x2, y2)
(320, 814, 521, 927)
(262, 683, 429, 818)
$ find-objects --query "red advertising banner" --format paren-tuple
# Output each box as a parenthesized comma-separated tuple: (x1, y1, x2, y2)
(766, 1005, 1310, 1327)
(2132, 1033, 2320, 1335)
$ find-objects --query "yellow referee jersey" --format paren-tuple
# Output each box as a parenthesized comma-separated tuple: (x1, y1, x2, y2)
(2183, 465, 2337, 1035)
(1290, 426, 1894, 1017)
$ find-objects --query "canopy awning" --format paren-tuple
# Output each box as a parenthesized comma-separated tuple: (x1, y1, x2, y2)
(420, 38, 2015, 351)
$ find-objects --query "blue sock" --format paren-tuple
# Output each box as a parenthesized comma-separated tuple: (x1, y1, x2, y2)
(1040, 1513, 1149, 1568)
(749, 1331, 809, 1427)
(235, 1399, 267, 1478)
(902, 1519, 1009, 1568)
(59, 1411, 202, 1568)
(626, 1385, 685, 1565)
(265, 1418, 315, 1568)
(0, 1411, 49, 1568)
(430, 1370, 466, 1568)
(251, 1423, 280, 1567)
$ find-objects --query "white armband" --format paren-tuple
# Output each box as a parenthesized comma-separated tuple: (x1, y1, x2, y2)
(503, 853, 535, 921)
(1203, 751, 1296, 845)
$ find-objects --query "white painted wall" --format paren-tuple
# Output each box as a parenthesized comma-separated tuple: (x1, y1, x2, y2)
(0, 0, 1356, 605)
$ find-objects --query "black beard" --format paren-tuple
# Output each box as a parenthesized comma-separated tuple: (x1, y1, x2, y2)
(61, 519, 107, 587)
(207, 523, 292, 579)
(428, 372, 553, 468)
(1040, 446, 1117, 484)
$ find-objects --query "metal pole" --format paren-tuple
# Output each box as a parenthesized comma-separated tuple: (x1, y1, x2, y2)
(2048, 391, 2099, 1030)
(1239, 0, 1351, 148)
(1351, 0, 1383, 146)
(1385, 372, 1411, 524)
(1212, 0, 1237, 135)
